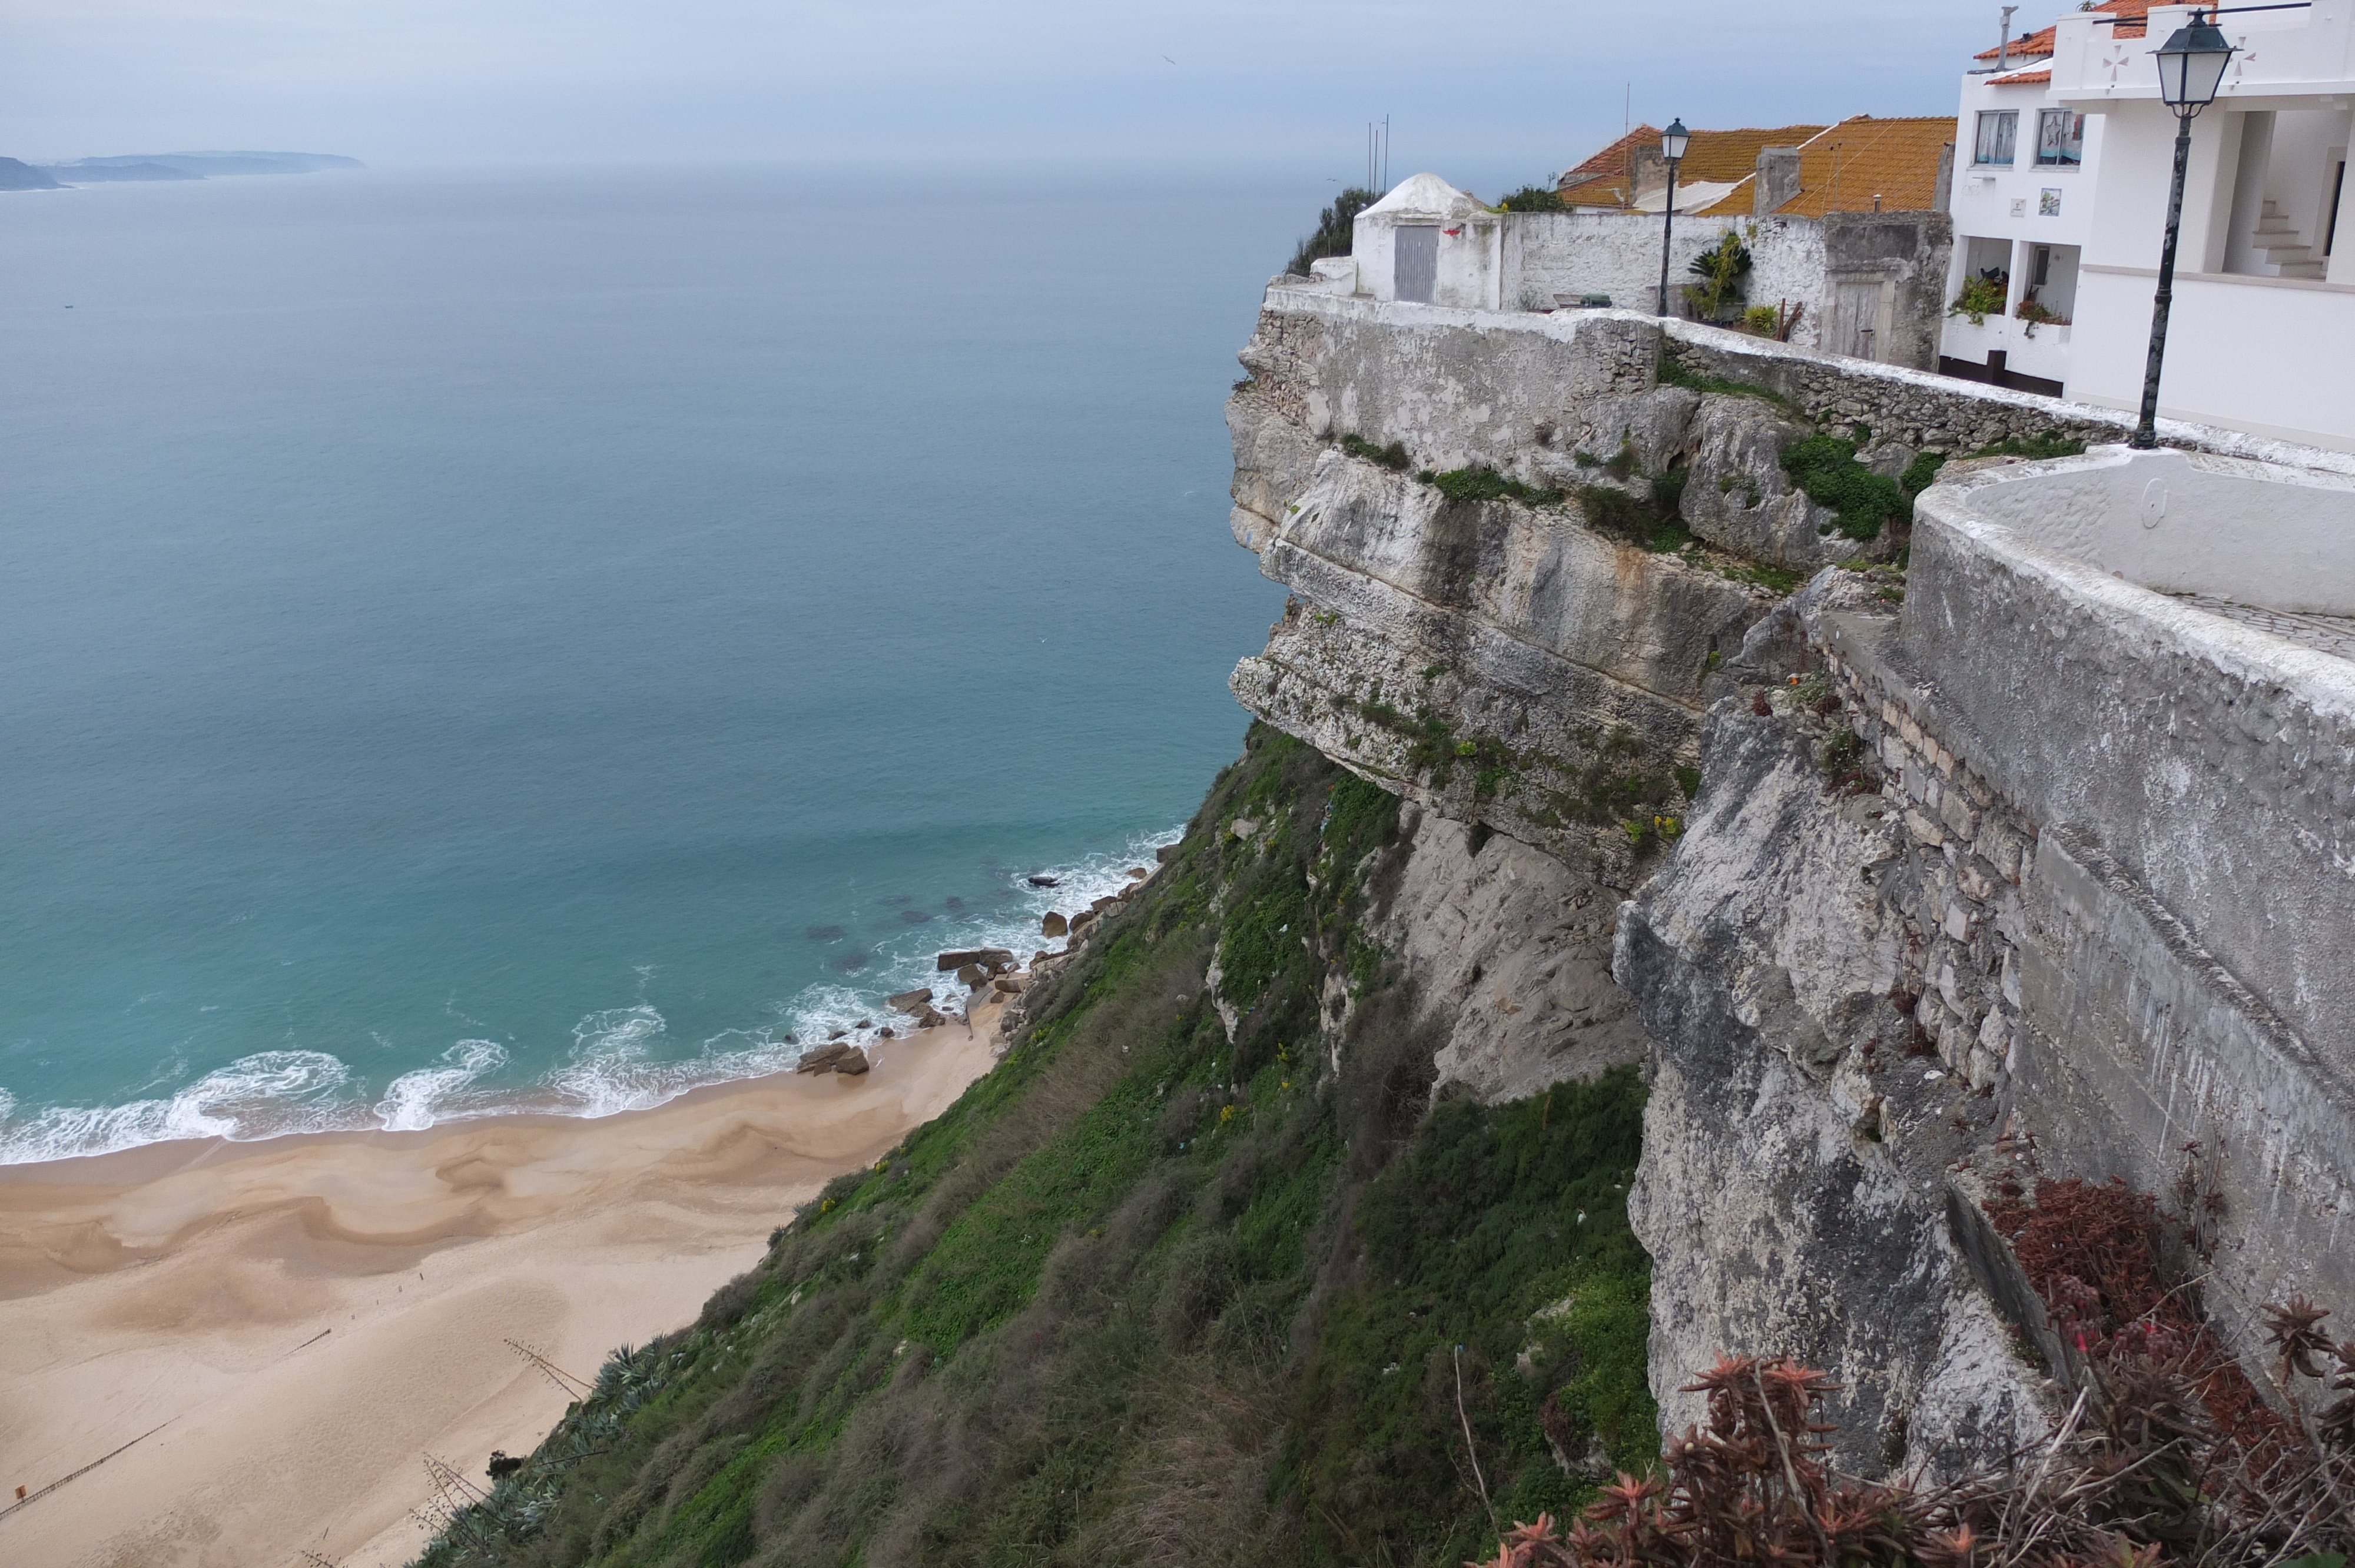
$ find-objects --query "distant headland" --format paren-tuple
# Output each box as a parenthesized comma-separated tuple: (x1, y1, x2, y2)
(0, 150, 364, 191)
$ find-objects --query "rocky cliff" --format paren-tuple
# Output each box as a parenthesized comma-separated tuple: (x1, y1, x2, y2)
(1221, 285, 2355, 1478)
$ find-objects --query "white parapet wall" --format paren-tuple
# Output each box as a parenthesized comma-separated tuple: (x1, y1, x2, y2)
(1955, 445, 2355, 615)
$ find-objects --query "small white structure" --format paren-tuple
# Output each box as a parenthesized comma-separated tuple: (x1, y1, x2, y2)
(1939, 10, 2115, 394)
(1348, 174, 1504, 310)
(2047, 4, 2354, 450)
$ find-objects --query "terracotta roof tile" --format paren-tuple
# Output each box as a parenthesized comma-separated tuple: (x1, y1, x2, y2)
(1973, 0, 2150, 62)
(1555, 123, 1828, 210)
(1987, 67, 2055, 84)
(1692, 115, 1956, 218)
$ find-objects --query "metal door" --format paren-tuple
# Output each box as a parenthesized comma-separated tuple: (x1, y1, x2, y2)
(1832, 281, 1883, 361)
(1395, 225, 1439, 303)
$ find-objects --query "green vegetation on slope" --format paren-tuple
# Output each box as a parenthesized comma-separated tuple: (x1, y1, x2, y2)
(413, 725, 1653, 1568)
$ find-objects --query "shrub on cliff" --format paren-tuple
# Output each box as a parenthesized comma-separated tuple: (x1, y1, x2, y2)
(1476, 1178, 2355, 1568)
(1286, 188, 1379, 278)
(1779, 433, 1907, 541)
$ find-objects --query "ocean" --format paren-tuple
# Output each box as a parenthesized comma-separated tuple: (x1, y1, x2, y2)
(0, 162, 1307, 1162)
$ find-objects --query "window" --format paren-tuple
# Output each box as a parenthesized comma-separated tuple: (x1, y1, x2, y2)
(2035, 109, 2085, 167)
(1975, 110, 2018, 167)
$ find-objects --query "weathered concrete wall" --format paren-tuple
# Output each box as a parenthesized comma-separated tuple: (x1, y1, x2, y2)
(1820, 211, 1955, 370)
(1806, 568, 2355, 1396)
(1500, 211, 1749, 317)
(1486, 210, 1942, 367)
(1909, 460, 2355, 1072)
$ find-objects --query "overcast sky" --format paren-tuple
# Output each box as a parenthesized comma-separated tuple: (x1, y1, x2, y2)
(5, 1, 2008, 180)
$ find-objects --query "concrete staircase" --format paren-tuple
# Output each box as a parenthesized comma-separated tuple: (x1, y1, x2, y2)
(2252, 198, 2329, 278)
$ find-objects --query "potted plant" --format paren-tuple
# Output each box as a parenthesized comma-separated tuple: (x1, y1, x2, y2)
(1948, 270, 2008, 325)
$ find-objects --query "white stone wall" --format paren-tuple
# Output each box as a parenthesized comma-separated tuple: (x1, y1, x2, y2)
(1743, 216, 1826, 349)
(1498, 210, 1746, 315)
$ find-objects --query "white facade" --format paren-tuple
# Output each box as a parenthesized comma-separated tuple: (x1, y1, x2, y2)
(1941, 61, 2108, 391)
(1348, 174, 1505, 311)
(2050, 4, 2354, 450)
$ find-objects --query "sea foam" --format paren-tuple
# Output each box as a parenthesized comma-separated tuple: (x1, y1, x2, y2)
(0, 825, 1184, 1163)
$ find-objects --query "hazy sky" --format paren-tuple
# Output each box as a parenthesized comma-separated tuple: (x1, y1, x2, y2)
(5, 1, 2007, 178)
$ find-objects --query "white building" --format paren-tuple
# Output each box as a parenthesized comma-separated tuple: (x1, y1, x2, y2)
(2050, 2, 2351, 450)
(1938, 5, 2125, 395)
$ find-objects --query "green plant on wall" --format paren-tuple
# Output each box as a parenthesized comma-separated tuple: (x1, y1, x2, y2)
(1496, 184, 1567, 212)
(1683, 231, 1753, 320)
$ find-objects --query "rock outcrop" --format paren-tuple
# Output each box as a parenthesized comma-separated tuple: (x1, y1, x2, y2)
(1223, 285, 2355, 1476)
(1368, 803, 1648, 1101)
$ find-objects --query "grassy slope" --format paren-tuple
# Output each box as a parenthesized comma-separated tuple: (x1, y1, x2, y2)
(414, 726, 1653, 1568)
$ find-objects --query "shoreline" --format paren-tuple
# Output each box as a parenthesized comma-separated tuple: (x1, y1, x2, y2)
(0, 843, 1174, 1173)
(0, 992, 1019, 1568)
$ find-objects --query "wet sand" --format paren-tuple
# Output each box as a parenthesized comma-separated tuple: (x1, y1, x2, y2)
(0, 1002, 1007, 1568)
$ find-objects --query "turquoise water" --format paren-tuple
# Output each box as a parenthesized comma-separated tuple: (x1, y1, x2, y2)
(0, 164, 1296, 1161)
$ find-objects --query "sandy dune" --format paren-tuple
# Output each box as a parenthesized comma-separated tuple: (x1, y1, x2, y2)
(0, 1007, 1004, 1568)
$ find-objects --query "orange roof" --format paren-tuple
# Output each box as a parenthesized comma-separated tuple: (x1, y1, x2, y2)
(1973, 0, 2150, 62)
(1693, 115, 1957, 218)
(1557, 124, 1661, 207)
(1556, 123, 1829, 210)
(1987, 68, 2054, 85)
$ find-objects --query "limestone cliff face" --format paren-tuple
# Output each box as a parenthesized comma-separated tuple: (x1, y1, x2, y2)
(1614, 684, 2046, 1474)
(1231, 451, 1767, 887)
(1367, 803, 1648, 1102)
(1220, 291, 2156, 1475)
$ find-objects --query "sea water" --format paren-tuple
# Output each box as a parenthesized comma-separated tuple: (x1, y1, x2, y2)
(0, 163, 1308, 1161)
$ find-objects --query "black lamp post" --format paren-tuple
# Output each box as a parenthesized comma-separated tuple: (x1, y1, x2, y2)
(1656, 118, 1691, 317)
(2131, 11, 2237, 449)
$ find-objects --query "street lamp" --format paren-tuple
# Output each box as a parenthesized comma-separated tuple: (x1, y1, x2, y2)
(2131, 11, 2237, 449)
(1656, 118, 1691, 317)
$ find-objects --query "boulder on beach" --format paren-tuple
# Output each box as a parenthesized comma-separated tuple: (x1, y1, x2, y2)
(877, 1026, 895, 1039)
(936, 947, 1015, 972)
(887, 986, 934, 1014)
(795, 1043, 853, 1073)
(832, 1048, 871, 1076)
(1069, 909, 1097, 938)
(1091, 895, 1121, 915)
(957, 962, 987, 988)
(992, 973, 1028, 994)
(1041, 911, 1068, 938)
(1127, 867, 1149, 880)
(916, 1007, 948, 1029)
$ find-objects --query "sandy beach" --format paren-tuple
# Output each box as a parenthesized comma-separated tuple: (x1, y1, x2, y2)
(0, 1001, 1007, 1568)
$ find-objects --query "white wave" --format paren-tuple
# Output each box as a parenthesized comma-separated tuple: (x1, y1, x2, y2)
(0, 823, 1190, 1162)
(762, 822, 1186, 1047)
(375, 1039, 508, 1132)
(0, 1049, 363, 1165)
